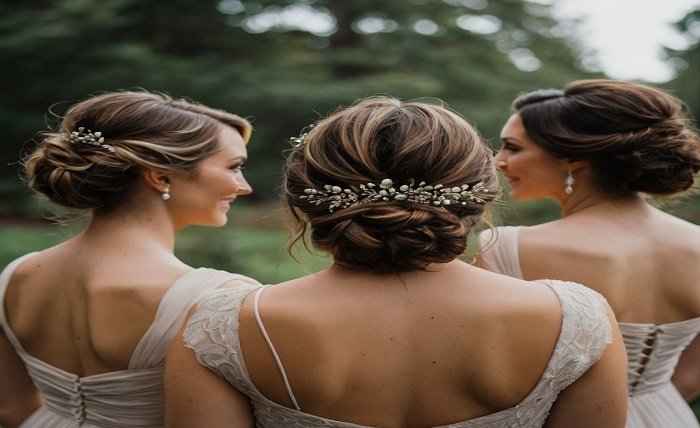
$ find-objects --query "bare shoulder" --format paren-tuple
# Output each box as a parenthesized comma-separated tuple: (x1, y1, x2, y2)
(467, 269, 563, 346)
(464, 270, 565, 403)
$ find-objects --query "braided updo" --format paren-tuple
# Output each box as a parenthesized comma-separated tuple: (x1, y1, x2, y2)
(23, 91, 251, 211)
(284, 97, 499, 272)
(513, 79, 700, 197)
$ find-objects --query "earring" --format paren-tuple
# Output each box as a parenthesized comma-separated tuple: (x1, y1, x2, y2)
(565, 171, 574, 194)
(161, 186, 171, 201)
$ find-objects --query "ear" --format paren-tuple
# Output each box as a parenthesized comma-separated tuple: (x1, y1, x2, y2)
(565, 159, 590, 172)
(141, 169, 171, 193)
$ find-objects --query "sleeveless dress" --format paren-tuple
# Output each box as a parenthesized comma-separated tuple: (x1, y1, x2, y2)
(183, 278, 613, 427)
(0, 252, 260, 428)
(479, 226, 700, 427)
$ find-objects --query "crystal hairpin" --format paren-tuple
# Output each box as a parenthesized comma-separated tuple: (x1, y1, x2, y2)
(300, 178, 489, 212)
(68, 127, 115, 153)
(290, 125, 315, 149)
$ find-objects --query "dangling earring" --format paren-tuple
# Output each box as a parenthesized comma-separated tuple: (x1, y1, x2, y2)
(161, 186, 171, 201)
(564, 170, 575, 195)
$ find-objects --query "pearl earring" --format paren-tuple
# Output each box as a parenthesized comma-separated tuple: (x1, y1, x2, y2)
(565, 171, 575, 195)
(161, 187, 171, 201)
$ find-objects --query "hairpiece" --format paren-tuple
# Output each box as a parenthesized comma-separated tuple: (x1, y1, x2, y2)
(289, 125, 315, 149)
(68, 127, 115, 153)
(300, 178, 488, 212)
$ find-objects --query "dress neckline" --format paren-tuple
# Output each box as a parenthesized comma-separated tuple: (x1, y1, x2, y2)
(0, 252, 200, 378)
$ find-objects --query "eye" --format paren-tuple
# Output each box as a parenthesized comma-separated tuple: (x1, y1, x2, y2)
(230, 164, 245, 172)
(501, 142, 520, 152)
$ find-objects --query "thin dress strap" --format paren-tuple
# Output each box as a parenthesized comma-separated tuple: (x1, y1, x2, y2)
(253, 287, 301, 411)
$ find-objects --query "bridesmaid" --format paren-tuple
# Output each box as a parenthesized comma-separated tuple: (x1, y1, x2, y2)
(165, 96, 627, 427)
(0, 91, 260, 427)
(479, 79, 700, 427)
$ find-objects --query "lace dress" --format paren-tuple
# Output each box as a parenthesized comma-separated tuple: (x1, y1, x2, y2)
(0, 253, 260, 427)
(183, 278, 613, 427)
(479, 226, 700, 427)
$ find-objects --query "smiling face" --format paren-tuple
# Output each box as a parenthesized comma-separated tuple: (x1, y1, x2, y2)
(495, 114, 570, 201)
(168, 125, 251, 228)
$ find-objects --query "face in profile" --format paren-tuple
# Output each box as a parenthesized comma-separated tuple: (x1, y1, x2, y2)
(168, 125, 251, 228)
(496, 114, 570, 201)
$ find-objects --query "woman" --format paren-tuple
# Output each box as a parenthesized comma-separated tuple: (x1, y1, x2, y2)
(0, 91, 260, 427)
(165, 96, 628, 427)
(479, 79, 700, 427)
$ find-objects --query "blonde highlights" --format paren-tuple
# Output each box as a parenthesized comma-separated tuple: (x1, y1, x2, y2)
(23, 91, 251, 210)
(284, 96, 499, 272)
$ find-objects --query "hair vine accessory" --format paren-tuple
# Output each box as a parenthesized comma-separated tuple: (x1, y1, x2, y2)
(290, 132, 308, 149)
(300, 178, 489, 212)
(565, 170, 575, 194)
(68, 127, 115, 153)
(289, 125, 315, 149)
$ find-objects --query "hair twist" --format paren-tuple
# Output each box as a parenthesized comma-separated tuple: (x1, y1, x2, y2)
(284, 96, 499, 272)
(512, 79, 700, 196)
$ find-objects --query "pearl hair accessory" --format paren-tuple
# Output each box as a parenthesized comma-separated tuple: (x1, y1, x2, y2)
(68, 127, 115, 153)
(300, 178, 489, 212)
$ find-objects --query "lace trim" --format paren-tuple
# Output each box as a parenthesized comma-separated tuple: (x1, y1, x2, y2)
(184, 280, 613, 427)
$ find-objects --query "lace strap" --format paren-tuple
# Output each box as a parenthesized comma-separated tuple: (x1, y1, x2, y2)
(253, 287, 301, 411)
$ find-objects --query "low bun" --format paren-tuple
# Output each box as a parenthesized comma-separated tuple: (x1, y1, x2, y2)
(22, 91, 252, 212)
(514, 79, 700, 197)
(284, 96, 499, 272)
(25, 133, 137, 210)
(311, 204, 469, 272)
(593, 125, 700, 195)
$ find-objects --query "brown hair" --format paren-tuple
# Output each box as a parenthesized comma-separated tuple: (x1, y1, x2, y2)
(23, 91, 251, 211)
(512, 79, 700, 196)
(284, 96, 499, 272)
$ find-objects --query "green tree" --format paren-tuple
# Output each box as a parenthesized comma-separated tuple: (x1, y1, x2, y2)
(667, 7, 700, 122)
(1, 0, 601, 216)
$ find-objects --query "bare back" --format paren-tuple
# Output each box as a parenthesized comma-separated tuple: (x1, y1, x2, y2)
(236, 261, 564, 427)
(4, 237, 191, 376)
(518, 203, 700, 324)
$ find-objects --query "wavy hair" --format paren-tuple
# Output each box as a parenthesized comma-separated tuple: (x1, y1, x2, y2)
(512, 79, 700, 196)
(283, 96, 499, 272)
(23, 91, 251, 211)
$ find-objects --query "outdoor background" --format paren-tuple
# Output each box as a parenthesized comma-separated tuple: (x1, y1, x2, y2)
(1, 0, 699, 416)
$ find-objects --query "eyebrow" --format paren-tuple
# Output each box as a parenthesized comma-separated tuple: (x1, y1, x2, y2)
(499, 136, 520, 143)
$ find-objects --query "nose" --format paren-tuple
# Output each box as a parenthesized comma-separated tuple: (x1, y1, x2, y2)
(493, 151, 507, 171)
(236, 174, 253, 195)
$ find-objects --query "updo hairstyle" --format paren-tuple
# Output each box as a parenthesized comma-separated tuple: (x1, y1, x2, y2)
(513, 79, 700, 196)
(23, 91, 252, 211)
(284, 96, 499, 272)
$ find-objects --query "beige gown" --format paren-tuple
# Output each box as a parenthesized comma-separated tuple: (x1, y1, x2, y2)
(0, 253, 260, 427)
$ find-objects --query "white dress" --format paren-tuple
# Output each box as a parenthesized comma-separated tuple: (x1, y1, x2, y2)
(184, 278, 613, 427)
(479, 226, 700, 427)
(0, 253, 260, 427)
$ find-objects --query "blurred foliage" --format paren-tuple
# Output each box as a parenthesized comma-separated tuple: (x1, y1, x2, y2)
(1, 0, 698, 222)
(667, 7, 700, 122)
(1, 0, 611, 217)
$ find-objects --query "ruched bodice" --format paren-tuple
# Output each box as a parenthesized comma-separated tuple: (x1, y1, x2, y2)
(0, 253, 260, 427)
(479, 226, 700, 427)
(622, 319, 700, 396)
(21, 357, 165, 427)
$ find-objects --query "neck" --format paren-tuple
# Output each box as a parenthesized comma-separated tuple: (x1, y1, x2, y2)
(80, 200, 179, 254)
(559, 189, 646, 217)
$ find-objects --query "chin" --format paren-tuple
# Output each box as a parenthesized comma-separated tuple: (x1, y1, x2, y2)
(213, 217, 228, 227)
